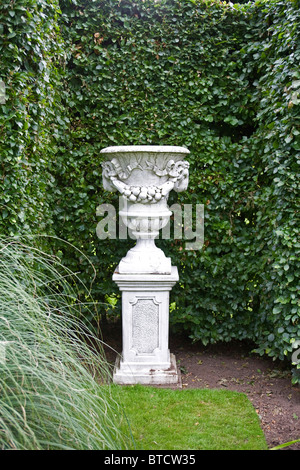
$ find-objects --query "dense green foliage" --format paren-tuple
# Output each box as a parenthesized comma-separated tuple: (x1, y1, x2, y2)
(0, 0, 63, 236)
(241, 0, 300, 380)
(1, 0, 299, 381)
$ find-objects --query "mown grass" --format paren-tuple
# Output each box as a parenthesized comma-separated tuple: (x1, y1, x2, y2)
(115, 385, 268, 450)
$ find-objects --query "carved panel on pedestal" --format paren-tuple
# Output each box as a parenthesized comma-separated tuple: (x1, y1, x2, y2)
(130, 297, 160, 354)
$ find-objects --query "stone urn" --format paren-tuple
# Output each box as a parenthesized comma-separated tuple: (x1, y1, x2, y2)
(101, 145, 190, 274)
(100, 145, 190, 385)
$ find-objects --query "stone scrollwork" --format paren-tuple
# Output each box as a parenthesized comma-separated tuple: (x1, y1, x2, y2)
(167, 159, 190, 192)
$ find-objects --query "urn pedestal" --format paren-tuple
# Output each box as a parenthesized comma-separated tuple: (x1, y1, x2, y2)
(99, 145, 190, 385)
(112, 268, 180, 385)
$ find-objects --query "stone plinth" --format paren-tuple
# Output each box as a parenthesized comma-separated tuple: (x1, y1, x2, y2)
(112, 267, 181, 386)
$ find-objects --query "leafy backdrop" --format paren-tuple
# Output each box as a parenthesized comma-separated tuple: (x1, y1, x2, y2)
(1, 0, 299, 382)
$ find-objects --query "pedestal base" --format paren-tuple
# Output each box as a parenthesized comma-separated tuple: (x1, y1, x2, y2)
(113, 353, 181, 386)
(112, 267, 180, 386)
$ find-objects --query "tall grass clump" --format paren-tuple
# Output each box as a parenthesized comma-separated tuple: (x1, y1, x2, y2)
(0, 237, 134, 450)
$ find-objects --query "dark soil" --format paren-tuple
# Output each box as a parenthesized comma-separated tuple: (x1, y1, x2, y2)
(101, 322, 300, 451)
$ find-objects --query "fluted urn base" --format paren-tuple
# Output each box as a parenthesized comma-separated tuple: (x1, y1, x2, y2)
(118, 239, 171, 274)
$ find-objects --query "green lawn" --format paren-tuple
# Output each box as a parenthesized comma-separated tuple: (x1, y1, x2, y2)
(115, 385, 267, 450)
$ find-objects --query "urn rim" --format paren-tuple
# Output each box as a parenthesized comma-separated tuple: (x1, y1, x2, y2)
(100, 145, 190, 154)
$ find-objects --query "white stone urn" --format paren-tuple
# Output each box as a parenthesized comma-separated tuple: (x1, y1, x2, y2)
(101, 145, 190, 274)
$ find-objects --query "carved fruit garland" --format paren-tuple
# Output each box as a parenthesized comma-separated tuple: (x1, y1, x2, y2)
(101, 158, 189, 204)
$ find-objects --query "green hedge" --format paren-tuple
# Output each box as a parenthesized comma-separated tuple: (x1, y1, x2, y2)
(0, 0, 63, 236)
(53, 0, 260, 329)
(242, 0, 300, 379)
(1, 0, 299, 381)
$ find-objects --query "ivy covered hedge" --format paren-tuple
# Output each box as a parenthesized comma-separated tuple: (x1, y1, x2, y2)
(242, 0, 300, 379)
(0, 0, 63, 236)
(1, 0, 299, 381)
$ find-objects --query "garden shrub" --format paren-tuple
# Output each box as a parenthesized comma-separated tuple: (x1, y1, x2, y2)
(0, 238, 133, 450)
